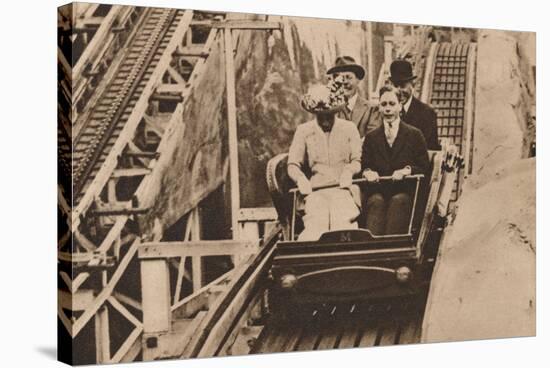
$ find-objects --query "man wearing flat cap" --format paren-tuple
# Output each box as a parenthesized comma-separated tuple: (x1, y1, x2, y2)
(287, 81, 362, 241)
(327, 56, 380, 138)
(389, 59, 440, 150)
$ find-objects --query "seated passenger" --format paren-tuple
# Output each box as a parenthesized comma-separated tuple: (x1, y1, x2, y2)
(288, 83, 362, 241)
(361, 85, 430, 235)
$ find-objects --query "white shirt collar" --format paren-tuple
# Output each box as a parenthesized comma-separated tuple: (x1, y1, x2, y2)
(384, 117, 400, 135)
(347, 93, 358, 111)
(403, 96, 413, 112)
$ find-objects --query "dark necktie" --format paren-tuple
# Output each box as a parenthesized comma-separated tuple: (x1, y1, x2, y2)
(386, 121, 395, 147)
(400, 107, 406, 120)
(340, 105, 352, 121)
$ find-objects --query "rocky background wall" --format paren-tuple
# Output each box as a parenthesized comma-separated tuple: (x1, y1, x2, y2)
(422, 29, 536, 342)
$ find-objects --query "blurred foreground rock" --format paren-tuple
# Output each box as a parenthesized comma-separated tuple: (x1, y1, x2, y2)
(422, 29, 536, 342)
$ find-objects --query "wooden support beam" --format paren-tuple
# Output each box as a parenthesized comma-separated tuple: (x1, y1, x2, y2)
(57, 302, 73, 336)
(110, 326, 142, 363)
(123, 151, 159, 159)
(80, 3, 101, 19)
(171, 270, 235, 315)
(463, 43, 477, 178)
(112, 167, 152, 178)
(166, 65, 186, 84)
(60, 271, 90, 293)
(155, 84, 187, 94)
(58, 251, 93, 264)
(174, 47, 209, 58)
(58, 185, 71, 216)
(73, 5, 121, 77)
(239, 222, 259, 243)
(141, 259, 171, 334)
(224, 28, 240, 239)
(108, 296, 142, 327)
(237, 207, 278, 222)
(138, 240, 256, 259)
(192, 257, 203, 292)
(149, 93, 184, 103)
(113, 292, 142, 311)
(213, 21, 282, 30)
(173, 256, 187, 304)
(89, 206, 149, 217)
(190, 20, 216, 26)
(366, 21, 375, 99)
(420, 43, 438, 103)
(72, 239, 140, 337)
(384, 39, 393, 72)
(59, 289, 95, 311)
(95, 306, 111, 363)
(74, 230, 98, 252)
(142, 113, 171, 138)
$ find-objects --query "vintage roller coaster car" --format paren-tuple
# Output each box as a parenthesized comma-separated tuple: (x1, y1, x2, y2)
(265, 149, 448, 311)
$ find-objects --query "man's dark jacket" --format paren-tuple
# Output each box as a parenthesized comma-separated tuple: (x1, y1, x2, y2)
(361, 121, 430, 177)
(402, 97, 440, 150)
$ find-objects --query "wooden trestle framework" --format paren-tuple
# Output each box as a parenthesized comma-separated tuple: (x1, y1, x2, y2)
(58, 5, 282, 364)
(58, 6, 477, 364)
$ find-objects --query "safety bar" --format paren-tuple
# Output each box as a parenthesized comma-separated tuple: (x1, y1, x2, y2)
(289, 174, 424, 241)
(289, 174, 424, 194)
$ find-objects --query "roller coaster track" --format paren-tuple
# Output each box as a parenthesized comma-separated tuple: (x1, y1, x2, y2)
(422, 42, 477, 202)
(72, 8, 184, 201)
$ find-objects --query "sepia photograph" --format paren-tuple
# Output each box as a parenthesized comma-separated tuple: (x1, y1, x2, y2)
(55, 0, 537, 366)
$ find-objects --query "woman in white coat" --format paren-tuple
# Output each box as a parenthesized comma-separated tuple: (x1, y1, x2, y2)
(287, 82, 363, 241)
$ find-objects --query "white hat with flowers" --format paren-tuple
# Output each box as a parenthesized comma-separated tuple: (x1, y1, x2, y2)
(301, 77, 347, 114)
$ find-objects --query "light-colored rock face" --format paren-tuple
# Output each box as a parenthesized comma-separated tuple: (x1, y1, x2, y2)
(470, 30, 534, 190)
(423, 159, 535, 342)
(423, 29, 536, 343)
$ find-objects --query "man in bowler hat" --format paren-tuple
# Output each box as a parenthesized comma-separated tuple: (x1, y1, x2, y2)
(327, 56, 380, 138)
(389, 59, 440, 150)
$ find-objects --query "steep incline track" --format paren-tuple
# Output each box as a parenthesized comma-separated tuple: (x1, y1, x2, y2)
(72, 8, 182, 200)
(427, 42, 476, 201)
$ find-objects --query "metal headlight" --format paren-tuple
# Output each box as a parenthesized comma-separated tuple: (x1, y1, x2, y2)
(280, 274, 298, 289)
(396, 266, 412, 283)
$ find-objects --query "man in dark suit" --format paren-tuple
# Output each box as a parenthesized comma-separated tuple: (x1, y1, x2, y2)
(389, 59, 440, 150)
(327, 56, 380, 138)
(361, 85, 430, 235)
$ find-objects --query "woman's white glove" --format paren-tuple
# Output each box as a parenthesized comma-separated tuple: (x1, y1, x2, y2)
(339, 170, 353, 189)
(362, 169, 380, 183)
(297, 176, 312, 195)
